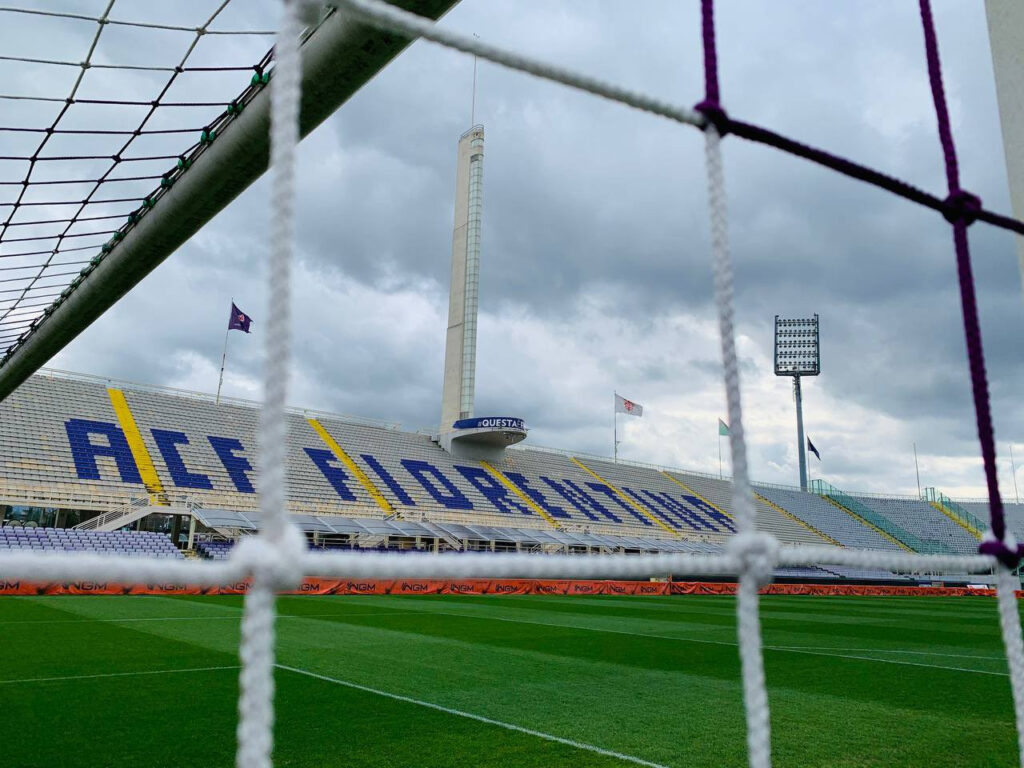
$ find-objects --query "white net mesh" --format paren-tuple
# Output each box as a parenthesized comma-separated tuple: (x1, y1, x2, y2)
(0, 2, 1022, 767)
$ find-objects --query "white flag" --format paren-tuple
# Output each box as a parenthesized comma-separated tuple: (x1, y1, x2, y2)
(615, 394, 643, 417)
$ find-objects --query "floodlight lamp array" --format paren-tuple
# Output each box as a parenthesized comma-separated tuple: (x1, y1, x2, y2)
(773, 314, 819, 377)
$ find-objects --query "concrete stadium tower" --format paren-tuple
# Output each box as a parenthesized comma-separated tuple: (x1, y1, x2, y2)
(440, 124, 485, 431)
(437, 125, 526, 457)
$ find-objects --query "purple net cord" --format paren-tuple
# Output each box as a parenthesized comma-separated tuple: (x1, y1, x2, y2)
(690, 2, 1024, 240)
(696, 0, 1017, 565)
(917, 0, 1011, 563)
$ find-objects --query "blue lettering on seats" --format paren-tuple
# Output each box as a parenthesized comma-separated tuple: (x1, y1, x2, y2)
(361, 453, 415, 506)
(633, 489, 717, 531)
(647, 491, 716, 530)
(504, 472, 571, 519)
(401, 459, 473, 510)
(151, 429, 212, 490)
(455, 466, 533, 515)
(540, 477, 621, 523)
(304, 448, 357, 501)
(683, 494, 735, 531)
(208, 436, 255, 494)
(619, 487, 684, 529)
(65, 419, 142, 484)
(584, 482, 652, 526)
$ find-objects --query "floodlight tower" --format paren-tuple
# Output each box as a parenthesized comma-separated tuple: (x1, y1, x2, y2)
(436, 124, 526, 459)
(440, 125, 485, 431)
(774, 315, 820, 491)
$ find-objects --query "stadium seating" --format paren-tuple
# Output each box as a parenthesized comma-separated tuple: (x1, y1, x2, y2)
(0, 526, 182, 558)
(0, 370, 994, 563)
(196, 539, 233, 560)
(753, 485, 904, 550)
(854, 496, 978, 554)
(0, 372, 767, 543)
(662, 469, 825, 545)
(961, 502, 1024, 540)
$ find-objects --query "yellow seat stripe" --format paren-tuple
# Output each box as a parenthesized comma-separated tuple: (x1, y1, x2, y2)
(822, 495, 913, 552)
(753, 490, 840, 546)
(928, 500, 983, 540)
(307, 418, 392, 513)
(480, 461, 561, 529)
(106, 388, 167, 505)
(570, 457, 677, 537)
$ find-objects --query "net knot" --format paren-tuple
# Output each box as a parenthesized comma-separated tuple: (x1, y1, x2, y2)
(980, 529, 1023, 569)
(694, 99, 731, 136)
(727, 531, 778, 586)
(230, 522, 307, 589)
(942, 188, 982, 225)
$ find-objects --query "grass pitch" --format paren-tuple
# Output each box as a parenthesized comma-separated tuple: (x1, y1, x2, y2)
(0, 593, 1017, 767)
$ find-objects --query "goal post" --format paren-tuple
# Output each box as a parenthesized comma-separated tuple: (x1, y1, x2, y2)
(984, 0, 1024, 298)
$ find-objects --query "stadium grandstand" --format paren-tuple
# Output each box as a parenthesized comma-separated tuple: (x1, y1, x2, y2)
(0, 367, 1012, 584)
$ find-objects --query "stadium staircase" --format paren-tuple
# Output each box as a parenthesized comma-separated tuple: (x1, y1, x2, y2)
(924, 487, 984, 539)
(74, 495, 191, 533)
(811, 481, 949, 554)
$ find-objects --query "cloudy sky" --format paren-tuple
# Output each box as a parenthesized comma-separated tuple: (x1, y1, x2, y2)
(3, 1, 1022, 499)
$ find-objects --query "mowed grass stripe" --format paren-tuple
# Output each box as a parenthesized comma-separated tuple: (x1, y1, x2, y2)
(407, 594, 1010, 645)
(278, 663, 670, 767)
(315, 596, 1009, 670)
(273, 598, 1015, 716)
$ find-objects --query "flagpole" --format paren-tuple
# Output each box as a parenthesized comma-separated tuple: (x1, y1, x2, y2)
(216, 310, 231, 405)
(913, 442, 921, 499)
(718, 431, 722, 479)
(217, 325, 231, 405)
(1011, 443, 1020, 504)
(613, 392, 618, 463)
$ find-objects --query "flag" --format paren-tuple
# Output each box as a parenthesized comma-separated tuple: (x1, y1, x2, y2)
(718, 418, 730, 436)
(615, 394, 643, 417)
(807, 437, 821, 461)
(228, 302, 252, 333)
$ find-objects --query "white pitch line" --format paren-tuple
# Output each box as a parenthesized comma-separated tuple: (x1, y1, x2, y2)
(0, 611, 405, 626)
(768, 644, 1006, 661)
(277, 664, 669, 768)
(0, 665, 239, 686)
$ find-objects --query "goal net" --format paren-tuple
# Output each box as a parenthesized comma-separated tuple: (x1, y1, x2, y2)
(1, 2, 1023, 767)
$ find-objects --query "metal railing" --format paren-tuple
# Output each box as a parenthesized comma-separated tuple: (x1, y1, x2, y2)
(924, 487, 986, 535)
(74, 496, 154, 531)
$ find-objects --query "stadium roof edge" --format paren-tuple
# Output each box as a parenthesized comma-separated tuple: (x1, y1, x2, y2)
(0, 0, 460, 404)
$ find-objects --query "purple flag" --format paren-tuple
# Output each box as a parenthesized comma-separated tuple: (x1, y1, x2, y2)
(807, 437, 821, 461)
(228, 302, 252, 333)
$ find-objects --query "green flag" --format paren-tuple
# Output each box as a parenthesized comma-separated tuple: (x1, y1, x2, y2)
(718, 418, 730, 436)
